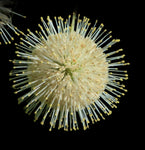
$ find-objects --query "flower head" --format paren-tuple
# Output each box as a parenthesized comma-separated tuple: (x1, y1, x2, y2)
(0, 0, 25, 44)
(10, 13, 129, 131)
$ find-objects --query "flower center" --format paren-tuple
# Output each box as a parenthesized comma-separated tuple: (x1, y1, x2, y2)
(63, 67, 74, 82)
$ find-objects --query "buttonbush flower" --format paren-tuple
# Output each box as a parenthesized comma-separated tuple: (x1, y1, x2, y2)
(10, 13, 129, 131)
(0, 0, 25, 44)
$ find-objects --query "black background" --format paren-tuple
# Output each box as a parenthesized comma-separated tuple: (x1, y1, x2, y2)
(3, 0, 141, 147)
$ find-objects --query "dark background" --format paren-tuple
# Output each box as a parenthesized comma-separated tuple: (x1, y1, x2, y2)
(3, 0, 141, 146)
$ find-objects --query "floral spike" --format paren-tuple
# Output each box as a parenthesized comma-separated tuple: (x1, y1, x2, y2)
(0, 0, 26, 44)
(10, 13, 129, 131)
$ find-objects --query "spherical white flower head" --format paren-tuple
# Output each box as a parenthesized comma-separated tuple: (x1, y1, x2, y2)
(10, 13, 129, 131)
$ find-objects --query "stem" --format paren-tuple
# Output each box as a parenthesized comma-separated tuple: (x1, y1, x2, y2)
(62, 68, 75, 82)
